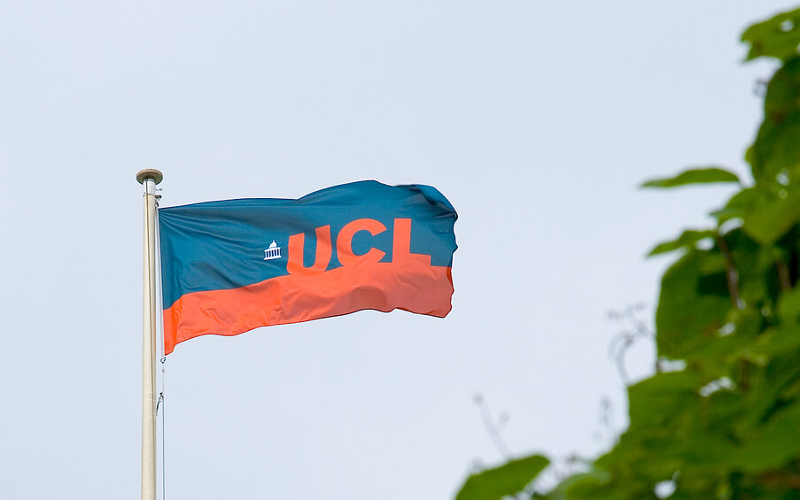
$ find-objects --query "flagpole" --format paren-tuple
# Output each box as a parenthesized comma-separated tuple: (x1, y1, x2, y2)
(137, 169, 163, 500)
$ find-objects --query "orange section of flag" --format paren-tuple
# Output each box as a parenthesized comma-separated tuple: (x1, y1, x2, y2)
(163, 257, 453, 354)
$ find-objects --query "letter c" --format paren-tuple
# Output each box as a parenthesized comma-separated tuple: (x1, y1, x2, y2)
(336, 219, 387, 266)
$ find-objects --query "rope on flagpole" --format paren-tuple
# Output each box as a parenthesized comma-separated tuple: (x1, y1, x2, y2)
(158, 356, 167, 500)
(154, 189, 166, 500)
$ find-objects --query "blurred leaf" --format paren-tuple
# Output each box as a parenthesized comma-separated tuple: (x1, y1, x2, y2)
(655, 250, 731, 359)
(741, 195, 800, 245)
(641, 168, 740, 188)
(710, 187, 758, 223)
(628, 371, 700, 428)
(674, 307, 762, 378)
(735, 349, 800, 438)
(741, 8, 800, 61)
(733, 400, 800, 472)
(456, 455, 549, 500)
(540, 469, 627, 500)
(648, 230, 716, 256)
(754, 326, 800, 357)
(725, 228, 772, 306)
(747, 58, 800, 184)
(777, 288, 800, 325)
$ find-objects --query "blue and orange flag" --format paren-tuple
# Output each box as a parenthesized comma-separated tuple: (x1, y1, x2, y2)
(159, 180, 457, 354)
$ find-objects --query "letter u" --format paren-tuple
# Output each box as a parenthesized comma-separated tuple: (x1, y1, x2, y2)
(287, 226, 332, 275)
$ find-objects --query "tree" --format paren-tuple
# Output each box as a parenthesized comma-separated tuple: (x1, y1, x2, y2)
(456, 6, 800, 500)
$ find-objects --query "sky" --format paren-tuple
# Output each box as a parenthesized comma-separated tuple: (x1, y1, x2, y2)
(1, 1, 798, 499)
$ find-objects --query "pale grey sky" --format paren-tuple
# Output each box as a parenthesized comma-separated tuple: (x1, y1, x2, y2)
(1, 1, 796, 499)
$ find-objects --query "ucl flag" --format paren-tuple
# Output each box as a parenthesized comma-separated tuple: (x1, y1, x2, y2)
(159, 180, 458, 354)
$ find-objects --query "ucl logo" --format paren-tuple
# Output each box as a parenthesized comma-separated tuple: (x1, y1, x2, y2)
(263, 218, 430, 272)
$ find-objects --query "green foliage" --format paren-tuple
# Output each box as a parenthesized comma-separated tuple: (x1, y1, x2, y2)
(647, 230, 717, 256)
(532, 469, 615, 500)
(641, 168, 740, 189)
(455, 455, 550, 500)
(747, 57, 800, 188)
(741, 8, 800, 62)
(455, 6, 800, 499)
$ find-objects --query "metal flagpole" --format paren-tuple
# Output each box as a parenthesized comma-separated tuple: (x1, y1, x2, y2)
(136, 169, 163, 500)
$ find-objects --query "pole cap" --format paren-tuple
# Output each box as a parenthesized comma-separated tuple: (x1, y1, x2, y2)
(136, 169, 164, 185)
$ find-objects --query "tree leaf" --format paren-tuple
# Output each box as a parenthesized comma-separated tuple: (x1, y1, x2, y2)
(456, 455, 550, 500)
(655, 250, 732, 359)
(627, 371, 701, 428)
(533, 469, 612, 500)
(747, 58, 800, 184)
(777, 289, 800, 325)
(710, 187, 758, 223)
(648, 230, 717, 256)
(741, 194, 800, 245)
(754, 326, 800, 358)
(641, 168, 740, 189)
(741, 7, 800, 62)
(733, 400, 800, 472)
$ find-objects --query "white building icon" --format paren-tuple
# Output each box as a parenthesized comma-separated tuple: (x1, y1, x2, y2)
(263, 240, 282, 260)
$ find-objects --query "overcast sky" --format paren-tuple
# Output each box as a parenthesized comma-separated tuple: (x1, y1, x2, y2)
(1, 1, 797, 499)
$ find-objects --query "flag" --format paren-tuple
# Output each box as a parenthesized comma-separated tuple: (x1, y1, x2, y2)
(159, 180, 457, 354)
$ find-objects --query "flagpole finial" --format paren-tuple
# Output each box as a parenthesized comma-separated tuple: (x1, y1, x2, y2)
(136, 169, 163, 185)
